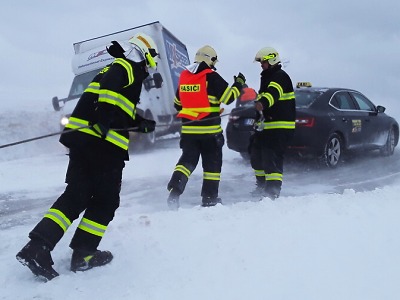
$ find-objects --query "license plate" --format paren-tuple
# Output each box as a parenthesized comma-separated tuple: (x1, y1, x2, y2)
(244, 118, 255, 126)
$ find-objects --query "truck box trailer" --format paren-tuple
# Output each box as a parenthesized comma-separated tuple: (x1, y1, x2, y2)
(52, 21, 190, 148)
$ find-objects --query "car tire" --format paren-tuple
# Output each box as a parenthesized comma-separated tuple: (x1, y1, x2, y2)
(320, 133, 342, 168)
(380, 127, 396, 156)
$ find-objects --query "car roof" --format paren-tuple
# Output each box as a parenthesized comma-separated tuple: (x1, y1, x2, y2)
(295, 86, 359, 94)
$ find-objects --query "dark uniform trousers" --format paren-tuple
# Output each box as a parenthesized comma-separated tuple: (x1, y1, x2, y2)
(168, 133, 224, 198)
(250, 129, 293, 195)
(29, 147, 124, 252)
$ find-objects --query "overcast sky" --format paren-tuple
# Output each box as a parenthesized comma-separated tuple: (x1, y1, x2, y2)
(1, 0, 399, 114)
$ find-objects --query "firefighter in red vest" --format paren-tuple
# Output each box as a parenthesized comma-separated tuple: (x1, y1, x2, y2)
(167, 45, 246, 209)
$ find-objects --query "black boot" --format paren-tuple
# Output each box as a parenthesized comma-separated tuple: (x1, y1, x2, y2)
(250, 185, 265, 198)
(70, 249, 113, 272)
(262, 185, 281, 201)
(201, 196, 222, 207)
(16, 239, 59, 281)
(167, 189, 180, 211)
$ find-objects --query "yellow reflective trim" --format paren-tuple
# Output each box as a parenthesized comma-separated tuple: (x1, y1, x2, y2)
(261, 121, 296, 130)
(84, 82, 101, 94)
(181, 125, 222, 134)
(179, 107, 220, 118)
(256, 92, 275, 107)
(78, 217, 107, 237)
(179, 109, 199, 117)
(269, 81, 283, 97)
(254, 169, 265, 177)
(203, 172, 221, 181)
(65, 117, 129, 150)
(220, 86, 240, 104)
(266, 173, 283, 181)
(208, 95, 219, 104)
(175, 165, 191, 177)
(280, 92, 295, 101)
(98, 90, 136, 117)
(113, 58, 134, 86)
(44, 208, 71, 232)
(174, 97, 181, 106)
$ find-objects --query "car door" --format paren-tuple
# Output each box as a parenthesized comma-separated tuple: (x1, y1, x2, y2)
(349, 92, 385, 148)
(330, 91, 365, 149)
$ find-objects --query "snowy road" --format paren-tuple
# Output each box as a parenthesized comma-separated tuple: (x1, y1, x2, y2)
(2, 134, 399, 229)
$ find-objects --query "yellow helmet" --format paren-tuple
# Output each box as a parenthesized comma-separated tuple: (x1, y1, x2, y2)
(128, 33, 159, 69)
(254, 47, 280, 65)
(194, 45, 218, 68)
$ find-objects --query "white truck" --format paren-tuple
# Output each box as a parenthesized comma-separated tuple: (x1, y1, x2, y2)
(51, 21, 190, 148)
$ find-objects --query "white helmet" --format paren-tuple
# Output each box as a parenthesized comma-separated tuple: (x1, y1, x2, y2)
(194, 45, 218, 68)
(128, 33, 159, 69)
(254, 47, 280, 65)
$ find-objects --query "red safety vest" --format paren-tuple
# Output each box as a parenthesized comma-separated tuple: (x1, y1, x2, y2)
(177, 69, 214, 120)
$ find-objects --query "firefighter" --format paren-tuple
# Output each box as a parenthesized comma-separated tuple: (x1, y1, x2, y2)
(167, 45, 246, 209)
(16, 33, 158, 281)
(251, 47, 296, 200)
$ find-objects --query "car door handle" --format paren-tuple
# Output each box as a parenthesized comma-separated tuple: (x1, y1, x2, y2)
(342, 118, 348, 122)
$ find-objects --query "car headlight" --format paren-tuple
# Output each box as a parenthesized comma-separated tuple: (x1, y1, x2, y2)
(60, 116, 69, 126)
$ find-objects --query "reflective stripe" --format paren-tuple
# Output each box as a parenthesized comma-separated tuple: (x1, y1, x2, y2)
(179, 107, 220, 118)
(66, 117, 129, 150)
(98, 89, 136, 118)
(257, 92, 275, 107)
(203, 172, 221, 181)
(280, 92, 295, 101)
(181, 125, 222, 134)
(44, 208, 71, 232)
(84, 82, 100, 94)
(269, 81, 283, 97)
(261, 121, 295, 130)
(266, 173, 283, 182)
(254, 169, 265, 177)
(208, 95, 219, 105)
(113, 58, 134, 86)
(174, 97, 181, 106)
(220, 86, 240, 104)
(78, 217, 107, 237)
(174, 164, 191, 178)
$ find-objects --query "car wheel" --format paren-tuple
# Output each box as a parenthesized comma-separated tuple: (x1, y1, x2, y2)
(380, 127, 396, 156)
(320, 133, 342, 168)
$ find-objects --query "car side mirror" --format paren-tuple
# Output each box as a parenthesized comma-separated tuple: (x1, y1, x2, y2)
(52, 96, 61, 111)
(153, 72, 163, 89)
(377, 105, 386, 113)
(143, 72, 163, 91)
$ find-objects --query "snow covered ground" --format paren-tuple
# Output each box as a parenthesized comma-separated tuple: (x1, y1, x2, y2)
(1, 108, 400, 300)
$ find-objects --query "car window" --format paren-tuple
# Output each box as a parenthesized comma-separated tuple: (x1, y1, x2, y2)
(350, 92, 375, 111)
(295, 90, 323, 108)
(331, 92, 357, 110)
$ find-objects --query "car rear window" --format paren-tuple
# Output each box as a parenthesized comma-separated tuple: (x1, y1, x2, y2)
(295, 90, 324, 108)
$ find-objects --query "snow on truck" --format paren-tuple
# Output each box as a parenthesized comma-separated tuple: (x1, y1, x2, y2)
(51, 21, 190, 147)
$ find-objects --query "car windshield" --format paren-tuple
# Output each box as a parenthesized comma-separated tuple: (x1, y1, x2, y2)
(68, 69, 101, 98)
(295, 90, 324, 108)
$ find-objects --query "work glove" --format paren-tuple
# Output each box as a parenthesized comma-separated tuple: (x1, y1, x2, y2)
(234, 72, 246, 86)
(138, 119, 156, 133)
(92, 123, 109, 139)
(106, 41, 126, 59)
